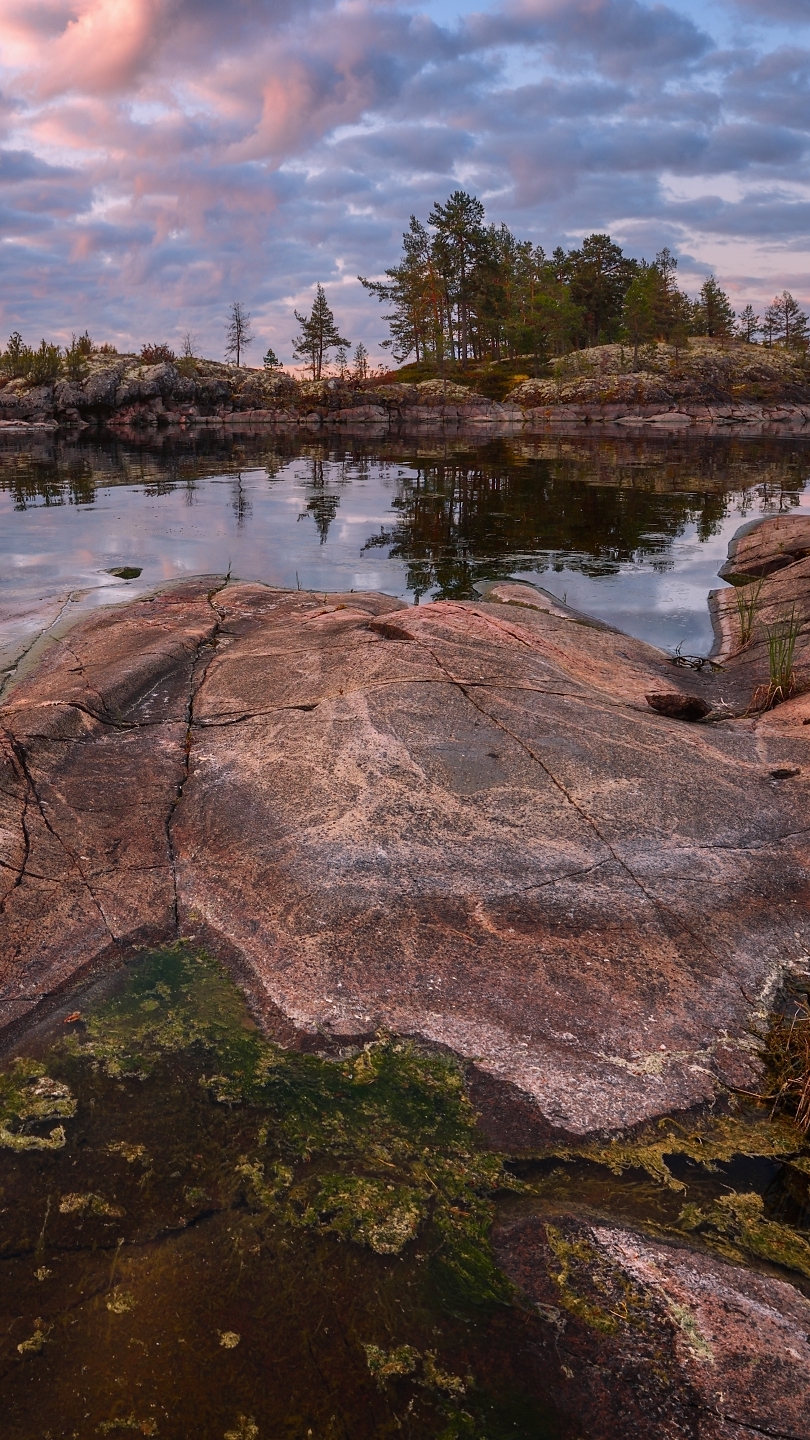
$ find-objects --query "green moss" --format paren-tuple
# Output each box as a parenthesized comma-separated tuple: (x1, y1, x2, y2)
(294, 1174, 427, 1254)
(364, 1342, 420, 1383)
(0, 1057, 76, 1151)
(59, 1192, 124, 1218)
(679, 1190, 810, 1279)
(58, 947, 521, 1306)
(553, 1107, 804, 1192)
(544, 1225, 618, 1334)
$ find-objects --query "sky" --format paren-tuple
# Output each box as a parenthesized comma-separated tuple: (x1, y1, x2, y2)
(0, 0, 809, 364)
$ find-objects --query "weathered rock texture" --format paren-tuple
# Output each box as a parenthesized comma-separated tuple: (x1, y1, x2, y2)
(2, 516, 810, 1138)
(494, 1213, 810, 1440)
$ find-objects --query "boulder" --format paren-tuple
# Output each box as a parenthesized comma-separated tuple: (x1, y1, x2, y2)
(138, 361, 179, 398)
(195, 376, 231, 407)
(81, 365, 122, 407)
(645, 692, 711, 721)
(53, 379, 86, 411)
(719, 513, 810, 584)
(1, 548, 809, 1138)
(494, 1214, 810, 1440)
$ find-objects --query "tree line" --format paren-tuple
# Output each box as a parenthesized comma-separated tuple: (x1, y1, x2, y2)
(359, 190, 809, 366)
(1, 196, 807, 385)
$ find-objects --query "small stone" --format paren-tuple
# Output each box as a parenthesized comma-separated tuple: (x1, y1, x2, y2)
(645, 693, 711, 721)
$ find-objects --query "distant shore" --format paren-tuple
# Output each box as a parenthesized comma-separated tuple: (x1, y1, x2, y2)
(2, 338, 809, 437)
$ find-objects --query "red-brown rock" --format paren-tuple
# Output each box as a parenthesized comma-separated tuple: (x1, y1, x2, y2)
(2, 538, 809, 1136)
(493, 1213, 810, 1440)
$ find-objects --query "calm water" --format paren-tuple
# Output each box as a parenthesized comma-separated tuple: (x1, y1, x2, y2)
(2, 431, 810, 660)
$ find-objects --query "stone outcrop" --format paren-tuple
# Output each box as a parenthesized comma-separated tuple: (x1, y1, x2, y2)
(494, 1214, 810, 1440)
(2, 516, 810, 1141)
(1, 339, 809, 434)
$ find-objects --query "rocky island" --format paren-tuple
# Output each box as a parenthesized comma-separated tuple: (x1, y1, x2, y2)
(1, 337, 809, 437)
(2, 509, 810, 1436)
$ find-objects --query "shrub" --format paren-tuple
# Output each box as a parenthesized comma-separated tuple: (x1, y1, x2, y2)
(27, 339, 62, 385)
(64, 334, 90, 381)
(2, 332, 31, 378)
(140, 342, 176, 365)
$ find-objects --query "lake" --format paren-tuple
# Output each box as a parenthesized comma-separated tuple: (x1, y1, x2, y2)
(2, 431, 810, 684)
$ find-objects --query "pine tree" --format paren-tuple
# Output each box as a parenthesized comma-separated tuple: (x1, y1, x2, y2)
(225, 302, 253, 366)
(736, 305, 760, 343)
(263, 347, 281, 370)
(693, 277, 735, 339)
(292, 286, 350, 380)
(352, 342, 369, 380)
(622, 266, 659, 365)
(764, 291, 808, 347)
(566, 234, 638, 345)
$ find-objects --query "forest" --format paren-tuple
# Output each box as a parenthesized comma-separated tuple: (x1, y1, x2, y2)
(360, 191, 808, 368)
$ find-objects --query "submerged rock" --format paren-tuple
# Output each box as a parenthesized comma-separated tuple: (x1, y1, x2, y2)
(1, 515, 809, 1143)
(494, 1213, 810, 1440)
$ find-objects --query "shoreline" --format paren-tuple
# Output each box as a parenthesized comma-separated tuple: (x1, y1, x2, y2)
(3, 396, 810, 439)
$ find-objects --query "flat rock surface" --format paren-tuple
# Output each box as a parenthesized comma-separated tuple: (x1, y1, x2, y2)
(494, 1213, 810, 1439)
(2, 523, 810, 1137)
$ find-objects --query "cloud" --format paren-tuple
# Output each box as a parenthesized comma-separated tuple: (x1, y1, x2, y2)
(0, 0, 807, 355)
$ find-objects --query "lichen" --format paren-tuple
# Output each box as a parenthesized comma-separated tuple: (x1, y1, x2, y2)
(364, 1343, 420, 1383)
(663, 1300, 714, 1362)
(16, 1321, 48, 1355)
(544, 1225, 619, 1334)
(97, 1416, 157, 1435)
(294, 1174, 427, 1254)
(223, 1418, 258, 1440)
(106, 1288, 135, 1314)
(107, 1141, 149, 1165)
(363, 1343, 468, 1395)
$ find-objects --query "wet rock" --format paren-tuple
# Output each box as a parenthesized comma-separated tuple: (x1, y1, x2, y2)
(493, 1213, 810, 1440)
(2, 555, 809, 1136)
(645, 692, 711, 721)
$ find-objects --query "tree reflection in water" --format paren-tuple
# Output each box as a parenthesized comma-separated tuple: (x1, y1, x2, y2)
(361, 439, 808, 600)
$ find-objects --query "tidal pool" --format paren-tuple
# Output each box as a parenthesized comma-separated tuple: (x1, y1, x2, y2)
(1, 947, 808, 1438)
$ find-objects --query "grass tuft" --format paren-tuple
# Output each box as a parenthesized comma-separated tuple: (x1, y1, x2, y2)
(733, 576, 763, 649)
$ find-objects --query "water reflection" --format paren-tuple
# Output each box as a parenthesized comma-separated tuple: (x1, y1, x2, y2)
(1, 432, 809, 664)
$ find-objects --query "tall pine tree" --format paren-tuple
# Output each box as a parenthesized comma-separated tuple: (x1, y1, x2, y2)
(292, 286, 350, 379)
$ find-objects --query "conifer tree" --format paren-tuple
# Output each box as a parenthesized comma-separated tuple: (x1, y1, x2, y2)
(736, 304, 760, 343)
(225, 302, 253, 366)
(622, 266, 659, 364)
(292, 286, 350, 380)
(693, 277, 735, 339)
(764, 291, 808, 347)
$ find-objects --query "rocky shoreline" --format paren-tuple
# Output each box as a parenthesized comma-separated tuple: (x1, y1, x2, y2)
(2, 511, 810, 1435)
(2, 341, 810, 437)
